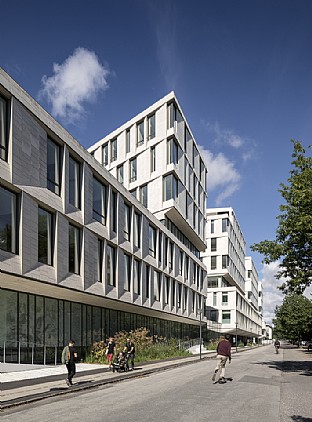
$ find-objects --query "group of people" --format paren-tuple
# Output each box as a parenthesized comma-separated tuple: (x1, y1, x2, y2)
(61, 337, 135, 386)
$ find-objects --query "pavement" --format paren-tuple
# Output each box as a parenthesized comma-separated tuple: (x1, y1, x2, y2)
(1, 349, 219, 410)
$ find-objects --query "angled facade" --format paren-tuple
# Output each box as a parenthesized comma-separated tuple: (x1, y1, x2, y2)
(0, 68, 207, 364)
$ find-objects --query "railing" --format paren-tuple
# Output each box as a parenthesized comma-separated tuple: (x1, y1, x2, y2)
(178, 338, 203, 351)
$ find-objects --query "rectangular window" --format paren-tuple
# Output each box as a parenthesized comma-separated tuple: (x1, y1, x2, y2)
(140, 184, 148, 207)
(47, 138, 61, 195)
(124, 203, 131, 241)
(248, 270, 252, 278)
(69, 156, 81, 208)
(148, 113, 156, 139)
(208, 277, 218, 288)
(210, 309, 217, 322)
(167, 137, 178, 165)
(211, 256, 217, 270)
(169, 241, 174, 270)
(178, 283, 182, 308)
(110, 190, 117, 233)
(167, 102, 177, 129)
(154, 270, 161, 301)
(38, 207, 53, 265)
(163, 174, 178, 201)
(222, 218, 228, 232)
(137, 121, 144, 146)
(184, 286, 188, 311)
(164, 237, 168, 267)
(211, 220, 215, 234)
(69, 224, 80, 274)
(149, 225, 156, 258)
(222, 310, 231, 324)
(172, 279, 175, 307)
(0, 94, 8, 161)
(97, 239, 103, 282)
(222, 292, 228, 305)
(213, 292, 217, 306)
(117, 164, 124, 184)
(145, 264, 150, 298)
(133, 259, 141, 295)
(184, 255, 189, 281)
(179, 250, 183, 275)
(126, 129, 131, 153)
(0, 185, 17, 254)
(134, 212, 141, 248)
(211, 238, 217, 252)
(150, 146, 156, 172)
(222, 255, 229, 269)
(164, 276, 170, 304)
(106, 243, 116, 286)
(124, 253, 131, 291)
(93, 178, 108, 225)
(158, 233, 162, 263)
(111, 138, 117, 162)
(102, 143, 108, 165)
(130, 158, 137, 182)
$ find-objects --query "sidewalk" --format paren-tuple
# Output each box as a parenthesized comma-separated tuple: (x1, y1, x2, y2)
(1, 350, 217, 410)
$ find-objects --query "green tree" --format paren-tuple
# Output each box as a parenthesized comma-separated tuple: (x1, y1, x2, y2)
(251, 140, 312, 293)
(273, 294, 312, 342)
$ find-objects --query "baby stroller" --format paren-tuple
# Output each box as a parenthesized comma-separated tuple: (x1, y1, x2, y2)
(112, 351, 129, 373)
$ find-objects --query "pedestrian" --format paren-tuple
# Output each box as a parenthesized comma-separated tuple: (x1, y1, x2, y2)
(212, 335, 232, 384)
(274, 339, 280, 354)
(61, 339, 78, 386)
(125, 337, 135, 370)
(106, 337, 116, 371)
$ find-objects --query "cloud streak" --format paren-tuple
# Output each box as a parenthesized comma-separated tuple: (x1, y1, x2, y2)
(39, 47, 110, 123)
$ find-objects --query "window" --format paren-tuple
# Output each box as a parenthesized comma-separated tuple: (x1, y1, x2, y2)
(211, 238, 217, 252)
(97, 239, 103, 282)
(167, 137, 178, 165)
(140, 184, 148, 207)
(117, 164, 124, 184)
(69, 156, 81, 208)
(130, 188, 137, 199)
(163, 174, 178, 201)
(93, 178, 108, 225)
(185, 126, 192, 149)
(154, 270, 161, 301)
(213, 292, 217, 306)
(184, 255, 189, 281)
(0, 185, 17, 254)
(145, 264, 150, 298)
(184, 286, 188, 311)
(0, 94, 8, 161)
(150, 146, 156, 172)
(222, 292, 228, 306)
(222, 310, 231, 324)
(208, 277, 218, 288)
(148, 113, 156, 139)
(164, 276, 170, 304)
(69, 224, 80, 274)
(164, 236, 168, 266)
(133, 259, 141, 294)
(149, 225, 156, 257)
(38, 207, 53, 265)
(211, 256, 217, 270)
(210, 310, 217, 322)
(124, 203, 131, 241)
(134, 212, 141, 248)
(137, 121, 144, 146)
(222, 218, 228, 232)
(248, 270, 252, 278)
(158, 233, 162, 263)
(167, 102, 177, 129)
(130, 158, 137, 182)
(110, 190, 117, 233)
(111, 138, 117, 162)
(179, 250, 183, 275)
(211, 220, 215, 234)
(47, 138, 61, 195)
(178, 283, 182, 308)
(102, 143, 108, 165)
(222, 255, 229, 269)
(172, 279, 176, 307)
(126, 129, 131, 153)
(106, 243, 116, 286)
(124, 253, 131, 291)
(169, 241, 174, 270)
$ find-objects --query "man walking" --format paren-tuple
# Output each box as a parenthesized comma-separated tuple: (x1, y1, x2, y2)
(62, 339, 77, 386)
(125, 338, 135, 370)
(212, 335, 232, 384)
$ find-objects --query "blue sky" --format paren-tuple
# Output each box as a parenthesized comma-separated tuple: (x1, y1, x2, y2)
(2, 0, 312, 323)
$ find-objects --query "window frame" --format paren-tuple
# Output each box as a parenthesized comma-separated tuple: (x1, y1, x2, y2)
(47, 137, 61, 196)
(68, 224, 80, 275)
(0, 93, 9, 162)
(93, 177, 108, 225)
(69, 155, 81, 209)
(0, 185, 17, 254)
(38, 207, 54, 266)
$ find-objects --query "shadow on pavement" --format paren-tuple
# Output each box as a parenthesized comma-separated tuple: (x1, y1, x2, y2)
(255, 360, 312, 376)
(291, 416, 312, 422)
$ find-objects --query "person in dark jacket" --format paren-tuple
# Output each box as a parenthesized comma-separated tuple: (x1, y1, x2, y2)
(61, 339, 78, 386)
(212, 335, 232, 383)
(125, 338, 135, 370)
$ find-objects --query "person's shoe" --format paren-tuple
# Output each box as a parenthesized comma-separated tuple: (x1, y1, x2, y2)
(212, 370, 218, 381)
(219, 377, 226, 384)
(65, 378, 71, 386)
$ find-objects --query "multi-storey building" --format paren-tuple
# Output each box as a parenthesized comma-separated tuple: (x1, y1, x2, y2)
(0, 68, 207, 364)
(202, 207, 262, 343)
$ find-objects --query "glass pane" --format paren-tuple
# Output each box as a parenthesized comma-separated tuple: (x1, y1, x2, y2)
(0, 185, 16, 253)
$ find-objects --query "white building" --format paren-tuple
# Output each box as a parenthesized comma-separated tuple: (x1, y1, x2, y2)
(202, 207, 262, 342)
(0, 68, 207, 364)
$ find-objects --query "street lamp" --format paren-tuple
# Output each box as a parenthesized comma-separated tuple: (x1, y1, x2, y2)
(235, 322, 238, 353)
(199, 310, 202, 360)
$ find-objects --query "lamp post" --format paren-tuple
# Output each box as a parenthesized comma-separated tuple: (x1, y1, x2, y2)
(235, 322, 238, 353)
(199, 310, 202, 360)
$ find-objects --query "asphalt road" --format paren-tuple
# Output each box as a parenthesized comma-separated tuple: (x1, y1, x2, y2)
(1, 345, 311, 422)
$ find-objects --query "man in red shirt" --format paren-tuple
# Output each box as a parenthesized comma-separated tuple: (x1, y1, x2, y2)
(212, 334, 232, 383)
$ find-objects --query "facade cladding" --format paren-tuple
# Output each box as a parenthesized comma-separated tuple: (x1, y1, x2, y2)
(0, 68, 207, 363)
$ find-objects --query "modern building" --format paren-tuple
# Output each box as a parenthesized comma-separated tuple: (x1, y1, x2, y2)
(202, 207, 262, 343)
(0, 68, 207, 364)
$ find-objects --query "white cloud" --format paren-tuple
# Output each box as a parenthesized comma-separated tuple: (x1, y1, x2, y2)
(205, 121, 245, 149)
(39, 47, 110, 123)
(198, 146, 241, 205)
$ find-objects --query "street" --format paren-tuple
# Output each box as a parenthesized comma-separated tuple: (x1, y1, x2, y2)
(1, 345, 311, 422)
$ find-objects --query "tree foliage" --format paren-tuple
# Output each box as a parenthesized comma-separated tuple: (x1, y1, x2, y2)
(273, 294, 312, 341)
(251, 140, 312, 293)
